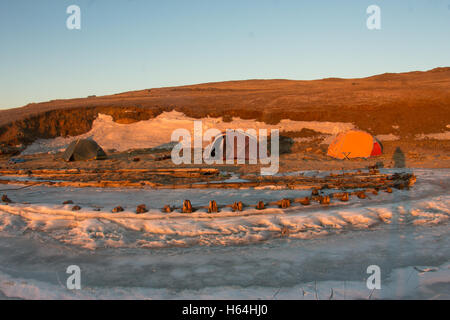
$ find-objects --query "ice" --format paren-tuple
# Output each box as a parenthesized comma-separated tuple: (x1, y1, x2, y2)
(0, 169, 449, 299)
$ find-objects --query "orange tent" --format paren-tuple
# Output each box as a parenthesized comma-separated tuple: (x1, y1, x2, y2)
(327, 130, 383, 159)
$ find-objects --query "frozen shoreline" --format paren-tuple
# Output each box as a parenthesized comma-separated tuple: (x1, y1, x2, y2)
(0, 224, 448, 300)
(0, 168, 449, 299)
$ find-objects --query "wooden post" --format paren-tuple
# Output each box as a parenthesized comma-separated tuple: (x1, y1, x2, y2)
(112, 206, 124, 213)
(182, 200, 193, 213)
(280, 198, 291, 209)
(281, 226, 289, 237)
(208, 200, 218, 213)
(136, 204, 148, 214)
(256, 201, 265, 210)
(1, 194, 12, 203)
(341, 192, 349, 202)
(395, 183, 405, 190)
(232, 201, 244, 212)
(320, 195, 330, 205)
(408, 175, 417, 187)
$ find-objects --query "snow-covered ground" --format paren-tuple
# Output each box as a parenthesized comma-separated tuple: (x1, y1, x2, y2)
(0, 169, 449, 299)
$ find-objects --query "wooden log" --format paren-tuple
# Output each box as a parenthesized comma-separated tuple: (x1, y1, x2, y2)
(112, 206, 124, 213)
(296, 197, 311, 206)
(357, 191, 367, 199)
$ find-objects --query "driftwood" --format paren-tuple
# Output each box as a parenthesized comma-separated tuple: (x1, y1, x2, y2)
(0, 171, 417, 192)
(357, 191, 367, 199)
(0, 168, 219, 175)
(1, 194, 12, 203)
(158, 182, 398, 214)
(231, 201, 244, 212)
(208, 200, 219, 213)
(280, 198, 291, 209)
(136, 204, 148, 214)
(0, 169, 418, 216)
(112, 206, 124, 213)
(182, 200, 193, 213)
(256, 201, 265, 210)
(0, 168, 220, 180)
(320, 195, 331, 205)
(296, 197, 311, 206)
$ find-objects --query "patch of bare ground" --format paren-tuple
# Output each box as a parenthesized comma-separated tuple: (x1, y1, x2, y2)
(0, 138, 448, 185)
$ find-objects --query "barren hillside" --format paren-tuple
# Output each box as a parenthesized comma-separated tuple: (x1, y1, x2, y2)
(1, 67, 449, 148)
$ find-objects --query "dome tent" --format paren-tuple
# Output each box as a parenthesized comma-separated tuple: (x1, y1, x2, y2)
(62, 139, 107, 162)
(327, 130, 382, 159)
(205, 131, 270, 162)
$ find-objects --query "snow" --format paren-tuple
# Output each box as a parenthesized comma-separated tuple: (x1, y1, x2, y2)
(22, 111, 355, 155)
(415, 131, 450, 140)
(0, 169, 449, 299)
(376, 134, 400, 141)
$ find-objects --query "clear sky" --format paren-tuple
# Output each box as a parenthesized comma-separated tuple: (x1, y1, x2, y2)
(0, 0, 449, 109)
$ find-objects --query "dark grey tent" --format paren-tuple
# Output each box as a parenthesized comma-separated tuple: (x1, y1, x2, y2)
(62, 139, 107, 162)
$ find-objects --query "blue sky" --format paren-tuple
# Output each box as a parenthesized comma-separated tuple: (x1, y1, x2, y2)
(0, 0, 449, 109)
